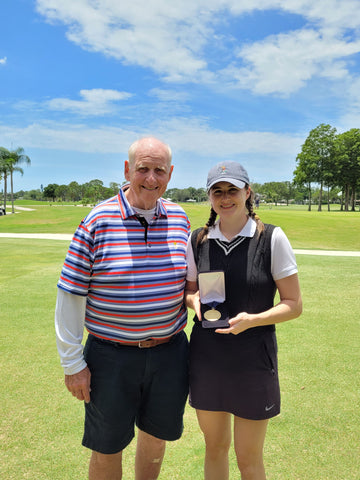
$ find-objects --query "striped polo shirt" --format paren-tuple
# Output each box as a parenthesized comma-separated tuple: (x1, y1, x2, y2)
(57, 188, 191, 342)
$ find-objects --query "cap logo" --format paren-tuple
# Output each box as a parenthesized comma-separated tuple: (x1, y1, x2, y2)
(221, 165, 227, 174)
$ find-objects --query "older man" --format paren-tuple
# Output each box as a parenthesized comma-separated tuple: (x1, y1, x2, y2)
(55, 137, 190, 480)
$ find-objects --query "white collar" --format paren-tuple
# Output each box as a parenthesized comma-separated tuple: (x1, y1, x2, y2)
(207, 217, 256, 241)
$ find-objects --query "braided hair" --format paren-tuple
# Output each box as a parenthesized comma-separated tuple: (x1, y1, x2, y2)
(246, 188, 265, 236)
(196, 207, 218, 245)
(197, 186, 264, 245)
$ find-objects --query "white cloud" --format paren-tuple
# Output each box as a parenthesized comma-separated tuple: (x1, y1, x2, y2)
(0, 122, 133, 153)
(223, 29, 360, 95)
(46, 89, 133, 115)
(35, 0, 360, 96)
(338, 76, 360, 130)
(151, 118, 303, 166)
(149, 88, 190, 103)
(0, 56, 7, 65)
(278, 0, 360, 30)
(0, 118, 302, 157)
(36, 0, 210, 81)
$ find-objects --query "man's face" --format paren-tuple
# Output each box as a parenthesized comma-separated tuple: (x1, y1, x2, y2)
(124, 140, 173, 210)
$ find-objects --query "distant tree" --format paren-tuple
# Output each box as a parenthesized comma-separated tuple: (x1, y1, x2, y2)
(43, 183, 59, 202)
(196, 188, 208, 202)
(109, 182, 121, 195)
(295, 124, 337, 211)
(250, 183, 263, 196)
(186, 187, 197, 200)
(179, 188, 192, 202)
(294, 159, 313, 210)
(292, 183, 308, 205)
(55, 184, 68, 202)
(261, 182, 288, 205)
(0, 147, 10, 213)
(165, 188, 181, 201)
(334, 129, 360, 211)
(102, 187, 116, 199)
(25, 189, 43, 201)
(282, 181, 296, 205)
(66, 181, 82, 202)
(83, 179, 105, 204)
(8, 147, 31, 213)
(0, 147, 31, 213)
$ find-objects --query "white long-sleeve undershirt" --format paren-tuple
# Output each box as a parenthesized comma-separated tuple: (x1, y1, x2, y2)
(55, 289, 87, 375)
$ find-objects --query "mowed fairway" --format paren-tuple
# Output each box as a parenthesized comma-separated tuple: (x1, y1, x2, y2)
(0, 204, 359, 479)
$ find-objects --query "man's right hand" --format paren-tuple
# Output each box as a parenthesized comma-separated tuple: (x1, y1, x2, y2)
(65, 366, 91, 403)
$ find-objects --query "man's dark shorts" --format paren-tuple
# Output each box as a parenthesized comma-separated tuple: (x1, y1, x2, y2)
(82, 331, 189, 454)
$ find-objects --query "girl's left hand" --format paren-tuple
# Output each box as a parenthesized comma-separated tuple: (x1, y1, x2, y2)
(215, 312, 252, 335)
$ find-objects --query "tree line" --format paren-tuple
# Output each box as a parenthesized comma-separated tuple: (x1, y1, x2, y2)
(1, 123, 359, 212)
(7, 177, 355, 211)
(294, 124, 360, 211)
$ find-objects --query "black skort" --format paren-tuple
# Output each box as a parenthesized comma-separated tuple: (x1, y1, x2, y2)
(189, 323, 280, 420)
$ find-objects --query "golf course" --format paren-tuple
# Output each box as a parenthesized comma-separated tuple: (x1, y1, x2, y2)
(1, 202, 359, 479)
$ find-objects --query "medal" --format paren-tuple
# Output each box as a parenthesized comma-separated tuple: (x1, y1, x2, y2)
(198, 272, 226, 325)
(204, 308, 221, 321)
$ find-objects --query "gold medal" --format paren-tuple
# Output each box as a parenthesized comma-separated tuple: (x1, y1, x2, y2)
(204, 308, 221, 321)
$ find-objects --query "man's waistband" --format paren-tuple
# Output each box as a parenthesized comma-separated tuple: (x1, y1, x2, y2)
(91, 334, 175, 349)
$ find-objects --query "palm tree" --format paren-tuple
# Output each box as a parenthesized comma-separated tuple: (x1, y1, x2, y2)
(4, 147, 31, 213)
(0, 147, 11, 214)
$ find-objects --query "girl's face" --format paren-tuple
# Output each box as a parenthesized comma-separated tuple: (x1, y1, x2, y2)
(209, 181, 251, 219)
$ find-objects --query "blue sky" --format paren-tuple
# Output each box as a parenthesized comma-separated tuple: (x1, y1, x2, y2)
(1, 0, 360, 192)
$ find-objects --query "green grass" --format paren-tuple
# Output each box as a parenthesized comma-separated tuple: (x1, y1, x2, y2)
(1, 202, 360, 250)
(1, 206, 360, 479)
(0, 205, 92, 233)
(7, 199, 56, 206)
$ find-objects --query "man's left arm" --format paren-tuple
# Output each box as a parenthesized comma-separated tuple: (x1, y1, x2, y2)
(55, 289, 91, 402)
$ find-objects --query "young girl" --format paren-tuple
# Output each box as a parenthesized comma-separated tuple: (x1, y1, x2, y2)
(185, 161, 302, 480)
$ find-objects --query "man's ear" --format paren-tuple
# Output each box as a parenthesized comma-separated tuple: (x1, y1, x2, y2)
(124, 160, 130, 181)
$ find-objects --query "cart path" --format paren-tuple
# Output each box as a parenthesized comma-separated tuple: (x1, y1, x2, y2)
(0, 232, 359, 256)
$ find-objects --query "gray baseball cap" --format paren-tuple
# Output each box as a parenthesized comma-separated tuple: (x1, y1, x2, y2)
(206, 161, 250, 191)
